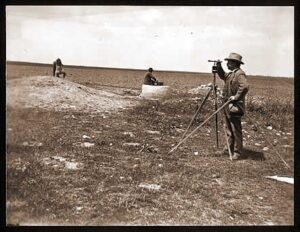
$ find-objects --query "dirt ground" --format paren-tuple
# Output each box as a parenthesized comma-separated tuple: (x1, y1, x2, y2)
(6, 63, 294, 226)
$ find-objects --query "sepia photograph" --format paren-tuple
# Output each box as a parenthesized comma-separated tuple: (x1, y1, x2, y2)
(6, 5, 294, 226)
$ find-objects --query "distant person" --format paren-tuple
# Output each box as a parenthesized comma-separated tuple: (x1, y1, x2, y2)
(53, 58, 66, 78)
(216, 52, 249, 160)
(144, 68, 158, 85)
(143, 67, 164, 86)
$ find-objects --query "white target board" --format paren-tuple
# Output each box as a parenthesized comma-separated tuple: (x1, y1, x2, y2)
(140, 84, 170, 99)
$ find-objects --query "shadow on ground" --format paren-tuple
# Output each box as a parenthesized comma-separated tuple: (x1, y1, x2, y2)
(242, 148, 265, 161)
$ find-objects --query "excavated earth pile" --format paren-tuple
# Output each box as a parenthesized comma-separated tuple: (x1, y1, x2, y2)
(7, 76, 138, 113)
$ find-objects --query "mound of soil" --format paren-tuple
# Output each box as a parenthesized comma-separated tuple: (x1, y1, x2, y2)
(7, 76, 138, 113)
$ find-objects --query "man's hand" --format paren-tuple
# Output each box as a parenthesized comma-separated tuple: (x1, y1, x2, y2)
(229, 96, 236, 101)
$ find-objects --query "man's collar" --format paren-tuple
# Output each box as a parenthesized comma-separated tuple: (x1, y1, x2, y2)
(229, 68, 240, 74)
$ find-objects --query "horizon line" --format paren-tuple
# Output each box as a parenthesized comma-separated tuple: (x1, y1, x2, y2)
(6, 60, 294, 79)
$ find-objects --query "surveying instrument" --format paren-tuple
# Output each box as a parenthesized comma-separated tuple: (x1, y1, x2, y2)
(169, 60, 232, 157)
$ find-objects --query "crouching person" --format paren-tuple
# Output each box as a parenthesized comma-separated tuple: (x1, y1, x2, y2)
(144, 68, 163, 86)
(53, 58, 66, 78)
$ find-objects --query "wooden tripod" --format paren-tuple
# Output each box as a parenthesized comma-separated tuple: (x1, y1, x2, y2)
(179, 81, 219, 149)
(169, 59, 233, 155)
(168, 96, 231, 154)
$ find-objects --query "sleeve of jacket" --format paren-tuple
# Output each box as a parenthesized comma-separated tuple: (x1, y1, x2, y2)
(149, 73, 157, 82)
(234, 70, 249, 101)
(216, 64, 226, 80)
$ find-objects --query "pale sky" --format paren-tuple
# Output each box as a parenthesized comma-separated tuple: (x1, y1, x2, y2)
(6, 6, 294, 77)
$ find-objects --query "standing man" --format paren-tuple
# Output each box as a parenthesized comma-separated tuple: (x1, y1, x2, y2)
(216, 52, 249, 160)
(53, 58, 66, 78)
(144, 68, 158, 85)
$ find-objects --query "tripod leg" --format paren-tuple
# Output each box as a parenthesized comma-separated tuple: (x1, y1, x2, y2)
(223, 118, 233, 161)
(213, 75, 219, 148)
(180, 87, 212, 140)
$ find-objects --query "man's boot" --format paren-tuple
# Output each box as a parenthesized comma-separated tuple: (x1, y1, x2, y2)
(232, 152, 241, 160)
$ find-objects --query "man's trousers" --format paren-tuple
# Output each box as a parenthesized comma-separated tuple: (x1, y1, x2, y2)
(224, 112, 243, 155)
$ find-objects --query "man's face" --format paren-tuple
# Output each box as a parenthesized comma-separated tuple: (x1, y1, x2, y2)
(227, 60, 239, 71)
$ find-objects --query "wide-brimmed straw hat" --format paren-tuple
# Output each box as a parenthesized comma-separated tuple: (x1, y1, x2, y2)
(225, 53, 244, 65)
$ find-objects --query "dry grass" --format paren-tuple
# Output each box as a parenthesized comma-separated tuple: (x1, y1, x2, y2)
(6, 62, 294, 225)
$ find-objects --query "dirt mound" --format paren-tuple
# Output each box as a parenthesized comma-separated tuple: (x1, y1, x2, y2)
(7, 76, 137, 113)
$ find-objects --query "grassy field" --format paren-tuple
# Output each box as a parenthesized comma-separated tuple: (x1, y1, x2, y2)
(6, 62, 294, 225)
